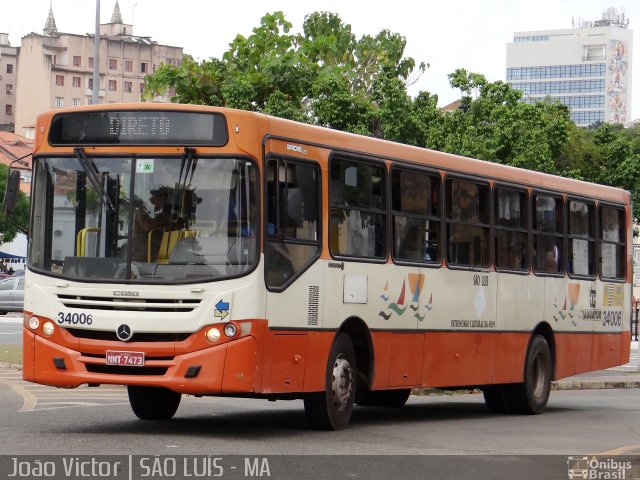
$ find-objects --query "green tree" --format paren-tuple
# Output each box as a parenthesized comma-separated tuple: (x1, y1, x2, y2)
(144, 13, 640, 222)
(0, 164, 30, 244)
(144, 11, 426, 130)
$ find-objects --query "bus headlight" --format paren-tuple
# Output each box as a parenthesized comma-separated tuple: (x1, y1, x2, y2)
(206, 327, 221, 343)
(28, 317, 40, 330)
(223, 323, 237, 338)
(42, 321, 55, 337)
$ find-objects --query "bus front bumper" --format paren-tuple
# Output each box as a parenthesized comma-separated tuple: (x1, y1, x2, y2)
(22, 323, 263, 395)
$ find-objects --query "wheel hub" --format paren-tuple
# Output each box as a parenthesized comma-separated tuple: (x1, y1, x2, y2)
(331, 354, 353, 412)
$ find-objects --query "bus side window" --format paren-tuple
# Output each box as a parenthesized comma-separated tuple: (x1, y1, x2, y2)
(391, 168, 440, 264)
(495, 187, 528, 272)
(446, 178, 490, 268)
(567, 199, 595, 277)
(533, 194, 564, 275)
(599, 205, 625, 279)
(329, 158, 386, 259)
(265, 158, 321, 290)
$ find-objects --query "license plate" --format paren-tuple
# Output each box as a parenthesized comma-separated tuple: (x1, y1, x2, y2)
(105, 350, 145, 367)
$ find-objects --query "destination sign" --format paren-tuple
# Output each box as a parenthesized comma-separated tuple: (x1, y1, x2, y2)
(49, 110, 228, 146)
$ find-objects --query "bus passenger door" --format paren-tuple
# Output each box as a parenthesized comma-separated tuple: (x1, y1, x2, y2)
(264, 157, 323, 393)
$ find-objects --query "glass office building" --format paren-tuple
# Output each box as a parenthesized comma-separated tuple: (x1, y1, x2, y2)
(506, 9, 633, 127)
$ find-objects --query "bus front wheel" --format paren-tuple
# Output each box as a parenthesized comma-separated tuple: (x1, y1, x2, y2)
(304, 333, 356, 430)
(127, 385, 181, 420)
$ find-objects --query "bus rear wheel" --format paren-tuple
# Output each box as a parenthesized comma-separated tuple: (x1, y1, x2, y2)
(482, 385, 512, 414)
(510, 335, 552, 414)
(304, 333, 356, 430)
(127, 385, 181, 420)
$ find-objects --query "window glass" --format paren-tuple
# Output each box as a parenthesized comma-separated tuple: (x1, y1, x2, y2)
(391, 169, 440, 263)
(533, 194, 564, 274)
(330, 158, 386, 259)
(447, 180, 489, 224)
(568, 200, 595, 277)
(534, 235, 563, 274)
(600, 206, 625, 279)
(29, 156, 259, 283)
(534, 196, 562, 233)
(446, 179, 490, 267)
(495, 188, 528, 271)
(496, 189, 526, 228)
(0, 278, 16, 291)
(601, 206, 624, 242)
(265, 159, 320, 289)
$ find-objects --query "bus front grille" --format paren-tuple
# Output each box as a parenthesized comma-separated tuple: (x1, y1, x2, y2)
(67, 328, 191, 343)
(57, 294, 201, 312)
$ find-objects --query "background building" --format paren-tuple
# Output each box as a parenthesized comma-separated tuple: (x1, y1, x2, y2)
(0, 33, 18, 131)
(506, 7, 633, 127)
(0, 130, 32, 268)
(14, 1, 183, 138)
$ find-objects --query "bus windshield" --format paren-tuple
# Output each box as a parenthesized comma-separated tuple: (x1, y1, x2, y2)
(29, 154, 259, 283)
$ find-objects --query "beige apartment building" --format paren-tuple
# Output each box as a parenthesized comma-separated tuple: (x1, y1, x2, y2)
(14, 1, 183, 138)
(0, 33, 18, 130)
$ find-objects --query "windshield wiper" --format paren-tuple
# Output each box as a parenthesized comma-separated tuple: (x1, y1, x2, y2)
(169, 147, 197, 225)
(74, 148, 115, 213)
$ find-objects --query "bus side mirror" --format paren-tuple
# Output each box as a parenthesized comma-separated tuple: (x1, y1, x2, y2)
(3, 169, 21, 215)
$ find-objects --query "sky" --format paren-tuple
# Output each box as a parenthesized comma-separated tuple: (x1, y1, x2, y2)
(5, 0, 640, 119)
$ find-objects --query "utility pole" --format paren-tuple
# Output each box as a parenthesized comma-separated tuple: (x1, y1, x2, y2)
(92, 0, 100, 104)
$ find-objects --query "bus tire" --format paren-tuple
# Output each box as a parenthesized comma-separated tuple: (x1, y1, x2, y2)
(482, 385, 511, 414)
(511, 335, 552, 415)
(356, 389, 411, 408)
(127, 385, 181, 420)
(304, 333, 356, 430)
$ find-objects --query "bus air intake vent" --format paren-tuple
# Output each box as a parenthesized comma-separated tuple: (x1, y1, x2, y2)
(57, 294, 201, 312)
(85, 364, 168, 376)
(308, 285, 319, 326)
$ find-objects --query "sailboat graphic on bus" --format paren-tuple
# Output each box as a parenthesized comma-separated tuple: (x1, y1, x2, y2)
(379, 273, 432, 321)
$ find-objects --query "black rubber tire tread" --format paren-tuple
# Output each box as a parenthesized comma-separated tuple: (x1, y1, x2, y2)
(128, 385, 181, 420)
(356, 389, 411, 408)
(509, 335, 552, 415)
(304, 333, 356, 430)
(482, 385, 511, 414)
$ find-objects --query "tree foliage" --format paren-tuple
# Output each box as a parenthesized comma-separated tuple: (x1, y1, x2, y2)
(144, 11, 640, 221)
(0, 164, 30, 244)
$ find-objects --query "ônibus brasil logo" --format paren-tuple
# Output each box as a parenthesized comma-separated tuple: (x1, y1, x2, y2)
(567, 456, 633, 479)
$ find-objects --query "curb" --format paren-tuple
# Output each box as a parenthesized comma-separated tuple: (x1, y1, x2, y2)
(412, 379, 640, 396)
(0, 362, 22, 371)
(551, 380, 640, 390)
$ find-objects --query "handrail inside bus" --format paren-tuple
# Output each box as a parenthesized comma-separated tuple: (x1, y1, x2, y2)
(75, 227, 101, 257)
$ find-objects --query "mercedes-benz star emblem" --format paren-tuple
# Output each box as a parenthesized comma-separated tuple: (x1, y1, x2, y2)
(116, 324, 133, 341)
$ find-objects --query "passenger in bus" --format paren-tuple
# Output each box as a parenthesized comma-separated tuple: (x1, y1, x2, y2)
(455, 183, 478, 222)
(132, 188, 176, 261)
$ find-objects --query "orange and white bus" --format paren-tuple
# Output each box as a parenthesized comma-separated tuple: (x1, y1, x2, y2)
(6, 103, 631, 430)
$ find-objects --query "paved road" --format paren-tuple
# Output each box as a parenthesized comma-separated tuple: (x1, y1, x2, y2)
(1, 369, 639, 479)
(0, 369, 638, 452)
(0, 316, 21, 345)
